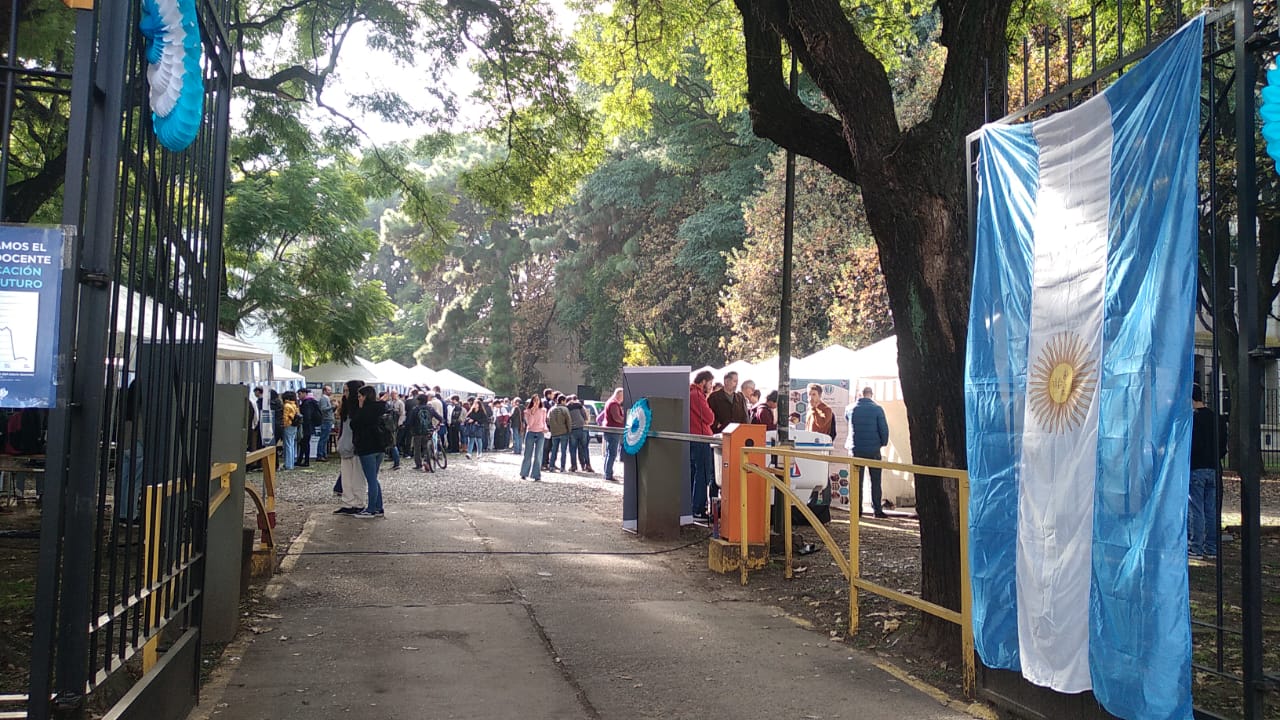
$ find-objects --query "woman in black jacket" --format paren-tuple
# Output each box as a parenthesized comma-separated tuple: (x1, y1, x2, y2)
(464, 398, 486, 459)
(349, 386, 387, 517)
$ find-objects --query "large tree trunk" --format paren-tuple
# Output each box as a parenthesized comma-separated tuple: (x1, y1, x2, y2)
(859, 143, 972, 649)
(732, 0, 1011, 654)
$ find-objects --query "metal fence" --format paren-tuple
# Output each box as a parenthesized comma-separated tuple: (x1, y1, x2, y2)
(971, 2, 1277, 718)
(0, 0, 234, 716)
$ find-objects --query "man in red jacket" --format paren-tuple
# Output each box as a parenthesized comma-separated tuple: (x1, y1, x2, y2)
(689, 370, 715, 521)
(601, 388, 626, 481)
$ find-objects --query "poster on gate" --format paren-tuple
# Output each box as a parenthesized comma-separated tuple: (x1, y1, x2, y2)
(0, 225, 67, 408)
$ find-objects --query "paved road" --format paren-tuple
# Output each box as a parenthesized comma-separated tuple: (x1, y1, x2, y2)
(196, 451, 972, 720)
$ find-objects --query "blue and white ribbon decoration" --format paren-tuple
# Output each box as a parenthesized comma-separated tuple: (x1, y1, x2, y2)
(622, 398, 651, 455)
(1263, 63, 1280, 168)
(139, 0, 204, 151)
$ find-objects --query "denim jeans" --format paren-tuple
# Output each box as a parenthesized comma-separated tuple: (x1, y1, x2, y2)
(551, 434, 569, 469)
(358, 452, 384, 513)
(467, 433, 484, 456)
(316, 420, 333, 459)
(604, 432, 621, 480)
(283, 426, 298, 469)
(511, 426, 523, 454)
(1188, 467, 1218, 556)
(571, 427, 590, 468)
(854, 449, 883, 514)
(690, 441, 713, 515)
(520, 431, 545, 480)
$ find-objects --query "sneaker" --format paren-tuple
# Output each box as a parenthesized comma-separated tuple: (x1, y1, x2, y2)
(692, 512, 710, 522)
(353, 510, 380, 518)
(392, 465, 401, 471)
(334, 506, 362, 514)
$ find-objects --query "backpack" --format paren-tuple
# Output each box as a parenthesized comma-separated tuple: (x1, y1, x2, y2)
(414, 404, 436, 436)
(378, 408, 398, 449)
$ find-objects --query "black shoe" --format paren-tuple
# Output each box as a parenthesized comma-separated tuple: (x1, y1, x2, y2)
(334, 506, 362, 514)
(873, 512, 889, 518)
(692, 512, 710, 522)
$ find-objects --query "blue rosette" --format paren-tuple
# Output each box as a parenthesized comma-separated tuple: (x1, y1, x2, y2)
(1263, 64, 1280, 168)
(622, 398, 651, 455)
(140, 0, 204, 151)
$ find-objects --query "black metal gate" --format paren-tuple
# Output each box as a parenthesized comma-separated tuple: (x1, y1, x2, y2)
(967, 1, 1278, 718)
(1, 0, 232, 716)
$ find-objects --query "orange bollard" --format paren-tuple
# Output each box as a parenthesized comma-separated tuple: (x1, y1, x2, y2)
(720, 423, 767, 544)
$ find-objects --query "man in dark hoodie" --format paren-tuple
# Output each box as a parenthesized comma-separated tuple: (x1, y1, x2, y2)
(566, 395, 594, 473)
(298, 388, 322, 467)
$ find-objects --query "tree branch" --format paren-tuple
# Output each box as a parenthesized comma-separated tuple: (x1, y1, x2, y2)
(732, 0, 857, 183)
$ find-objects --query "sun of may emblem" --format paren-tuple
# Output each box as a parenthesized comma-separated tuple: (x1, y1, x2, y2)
(1028, 331, 1097, 433)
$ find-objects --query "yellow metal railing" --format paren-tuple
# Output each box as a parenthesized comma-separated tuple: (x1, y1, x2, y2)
(244, 446, 278, 577)
(736, 446, 975, 697)
(141, 461, 238, 672)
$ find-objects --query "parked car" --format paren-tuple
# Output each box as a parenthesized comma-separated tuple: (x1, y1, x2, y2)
(584, 400, 605, 443)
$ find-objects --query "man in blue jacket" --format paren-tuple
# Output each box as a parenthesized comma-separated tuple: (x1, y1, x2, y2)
(845, 386, 890, 518)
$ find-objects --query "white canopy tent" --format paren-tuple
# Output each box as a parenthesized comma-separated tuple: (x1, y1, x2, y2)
(407, 363, 438, 387)
(744, 355, 802, 394)
(717, 359, 756, 381)
(433, 369, 494, 397)
(372, 359, 416, 388)
(215, 332, 274, 384)
(301, 356, 384, 385)
(272, 364, 304, 381)
(792, 344, 860, 378)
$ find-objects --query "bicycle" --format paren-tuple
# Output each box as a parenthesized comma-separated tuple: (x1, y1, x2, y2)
(430, 422, 448, 470)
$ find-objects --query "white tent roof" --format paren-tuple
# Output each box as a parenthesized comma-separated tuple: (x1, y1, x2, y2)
(717, 359, 756, 380)
(272, 364, 304, 380)
(372, 359, 415, 387)
(216, 332, 273, 362)
(793, 343, 860, 379)
(747, 355, 802, 393)
(407, 363, 438, 386)
(433, 369, 493, 397)
(302, 356, 384, 384)
(848, 336, 899, 381)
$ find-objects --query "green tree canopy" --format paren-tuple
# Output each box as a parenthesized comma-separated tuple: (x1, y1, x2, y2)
(221, 159, 394, 364)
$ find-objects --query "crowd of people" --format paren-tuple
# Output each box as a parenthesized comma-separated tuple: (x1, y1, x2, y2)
(686, 370, 891, 522)
(247, 381, 632, 518)
(243, 373, 1227, 560)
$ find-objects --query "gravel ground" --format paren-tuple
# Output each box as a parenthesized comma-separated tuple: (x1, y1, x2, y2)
(253, 442, 625, 556)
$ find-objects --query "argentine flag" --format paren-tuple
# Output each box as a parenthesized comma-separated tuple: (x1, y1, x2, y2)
(965, 16, 1203, 720)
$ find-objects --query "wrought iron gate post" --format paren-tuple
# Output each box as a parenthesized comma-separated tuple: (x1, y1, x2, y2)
(1233, 1, 1265, 717)
(27, 5, 96, 716)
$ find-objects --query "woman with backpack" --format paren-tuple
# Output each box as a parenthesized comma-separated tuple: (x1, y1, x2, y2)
(349, 385, 387, 518)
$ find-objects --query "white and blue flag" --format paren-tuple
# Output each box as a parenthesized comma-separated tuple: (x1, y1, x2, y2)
(965, 16, 1203, 720)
